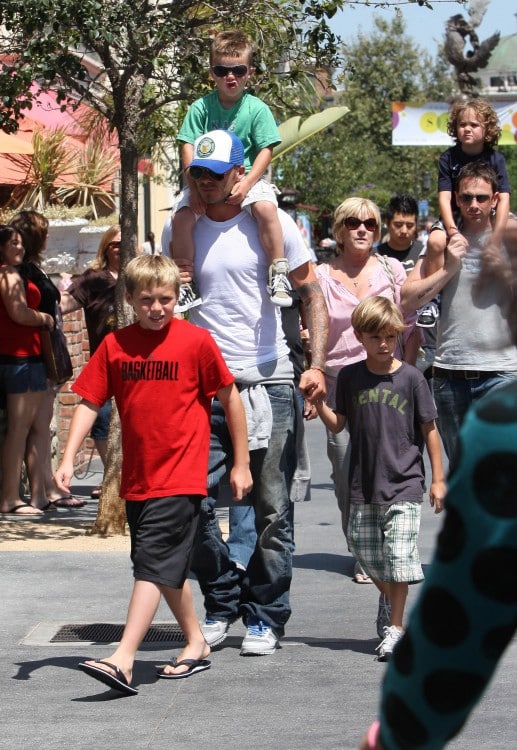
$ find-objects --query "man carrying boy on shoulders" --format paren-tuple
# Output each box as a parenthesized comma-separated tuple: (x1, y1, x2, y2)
(176, 128, 329, 656)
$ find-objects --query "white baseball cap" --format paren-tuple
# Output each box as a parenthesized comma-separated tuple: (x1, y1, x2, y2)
(189, 129, 245, 173)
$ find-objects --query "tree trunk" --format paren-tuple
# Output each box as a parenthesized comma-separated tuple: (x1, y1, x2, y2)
(88, 108, 140, 536)
(87, 400, 127, 536)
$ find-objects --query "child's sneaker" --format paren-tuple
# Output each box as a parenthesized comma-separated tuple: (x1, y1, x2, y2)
(267, 258, 292, 307)
(376, 625, 403, 662)
(375, 593, 391, 639)
(417, 299, 440, 328)
(176, 280, 202, 313)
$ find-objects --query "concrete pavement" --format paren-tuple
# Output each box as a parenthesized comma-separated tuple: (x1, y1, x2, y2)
(1, 418, 515, 750)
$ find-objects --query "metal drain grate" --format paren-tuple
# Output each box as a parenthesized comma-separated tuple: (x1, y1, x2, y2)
(50, 622, 185, 643)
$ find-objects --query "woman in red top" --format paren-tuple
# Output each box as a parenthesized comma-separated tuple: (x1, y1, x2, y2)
(0, 226, 54, 516)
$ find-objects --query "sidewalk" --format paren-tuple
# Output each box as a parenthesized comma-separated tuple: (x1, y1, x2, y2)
(1, 418, 515, 750)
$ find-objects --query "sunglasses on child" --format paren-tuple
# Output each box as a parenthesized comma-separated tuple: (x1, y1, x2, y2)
(457, 193, 491, 204)
(212, 64, 249, 78)
(342, 217, 377, 232)
(189, 166, 228, 181)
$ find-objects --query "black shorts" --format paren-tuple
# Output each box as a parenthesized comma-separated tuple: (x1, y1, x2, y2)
(125, 495, 202, 588)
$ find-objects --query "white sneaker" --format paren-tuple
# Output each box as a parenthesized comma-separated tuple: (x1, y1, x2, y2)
(416, 300, 439, 328)
(240, 618, 279, 656)
(267, 259, 292, 307)
(200, 617, 230, 647)
(176, 281, 202, 313)
(375, 593, 392, 639)
(376, 625, 403, 662)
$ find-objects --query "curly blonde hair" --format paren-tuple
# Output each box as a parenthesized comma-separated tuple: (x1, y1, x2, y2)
(333, 197, 382, 250)
(448, 98, 501, 148)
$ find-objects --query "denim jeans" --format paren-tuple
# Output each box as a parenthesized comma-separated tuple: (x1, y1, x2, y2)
(325, 425, 351, 539)
(226, 502, 256, 570)
(191, 384, 296, 635)
(433, 371, 517, 461)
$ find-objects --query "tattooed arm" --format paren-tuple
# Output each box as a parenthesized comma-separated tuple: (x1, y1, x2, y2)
(290, 262, 329, 402)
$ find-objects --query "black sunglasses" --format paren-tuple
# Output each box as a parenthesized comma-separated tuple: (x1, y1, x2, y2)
(457, 193, 491, 204)
(189, 166, 227, 181)
(108, 241, 121, 248)
(343, 217, 377, 232)
(212, 64, 249, 78)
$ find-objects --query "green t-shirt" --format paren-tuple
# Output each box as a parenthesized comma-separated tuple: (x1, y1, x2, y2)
(178, 91, 281, 173)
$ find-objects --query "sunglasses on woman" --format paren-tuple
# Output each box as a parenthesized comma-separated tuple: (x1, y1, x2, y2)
(212, 65, 249, 78)
(343, 217, 377, 232)
(189, 166, 227, 181)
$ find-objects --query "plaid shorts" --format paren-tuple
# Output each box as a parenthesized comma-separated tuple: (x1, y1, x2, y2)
(347, 501, 424, 584)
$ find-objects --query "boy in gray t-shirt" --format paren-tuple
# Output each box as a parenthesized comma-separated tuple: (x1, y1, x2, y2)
(316, 296, 445, 662)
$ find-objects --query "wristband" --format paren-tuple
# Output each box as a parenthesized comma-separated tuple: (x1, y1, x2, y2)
(367, 720, 381, 750)
(309, 365, 325, 374)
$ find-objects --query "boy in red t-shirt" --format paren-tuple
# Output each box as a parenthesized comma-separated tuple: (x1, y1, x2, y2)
(54, 254, 251, 695)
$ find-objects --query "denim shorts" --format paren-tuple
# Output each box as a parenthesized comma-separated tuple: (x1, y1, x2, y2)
(91, 399, 112, 441)
(0, 360, 47, 395)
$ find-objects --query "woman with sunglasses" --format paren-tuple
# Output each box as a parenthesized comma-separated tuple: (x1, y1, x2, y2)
(314, 197, 415, 609)
(60, 225, 120, 499)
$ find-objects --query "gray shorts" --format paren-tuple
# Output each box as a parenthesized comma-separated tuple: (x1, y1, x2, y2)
(125, 494, 202, 588)
(347, 501, 424, 584)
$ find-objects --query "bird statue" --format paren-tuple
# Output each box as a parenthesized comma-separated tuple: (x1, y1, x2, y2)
(444, 0, 500, 96)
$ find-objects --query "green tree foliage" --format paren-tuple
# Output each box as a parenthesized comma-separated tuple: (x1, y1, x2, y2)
(0, 0, 344, 269)
(275, 15, 457, 222)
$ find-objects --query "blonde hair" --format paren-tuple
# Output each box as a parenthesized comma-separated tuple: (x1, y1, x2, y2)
(90, 225, 121, 270)
(124, 254, 180, 296)
(448, 98, 501, 148)
(210, 30, 254, 66)
(351, 296, 406, 335)
(333, 197, 382, 249)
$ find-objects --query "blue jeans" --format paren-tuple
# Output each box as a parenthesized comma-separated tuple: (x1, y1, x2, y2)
(191, 384, 296, 635)
(433, 371, 517, 461)
(226, 502, 256, 570)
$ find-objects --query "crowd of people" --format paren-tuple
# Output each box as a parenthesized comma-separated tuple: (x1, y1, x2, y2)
(1, 41, 515, 747)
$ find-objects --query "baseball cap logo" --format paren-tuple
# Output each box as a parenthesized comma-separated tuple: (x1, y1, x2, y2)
(196, 137, 216, 158)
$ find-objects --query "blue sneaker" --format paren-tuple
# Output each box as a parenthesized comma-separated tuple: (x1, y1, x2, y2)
(240, 618, 279, 656)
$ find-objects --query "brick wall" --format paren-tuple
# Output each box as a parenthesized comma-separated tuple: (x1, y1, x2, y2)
(54, 308, 97, 469)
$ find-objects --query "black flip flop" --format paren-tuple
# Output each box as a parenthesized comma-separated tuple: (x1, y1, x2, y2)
(78, 660, 138, 695)
(156, 657, 211, 680)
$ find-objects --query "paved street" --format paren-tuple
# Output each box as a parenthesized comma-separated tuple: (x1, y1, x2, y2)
(1, 417, 515, 749)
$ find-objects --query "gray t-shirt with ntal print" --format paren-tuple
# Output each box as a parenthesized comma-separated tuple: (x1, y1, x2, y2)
(335, 361, 437, 505)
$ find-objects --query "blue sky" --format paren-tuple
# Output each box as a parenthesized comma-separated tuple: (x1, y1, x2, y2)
(330, 0, 515, 56)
